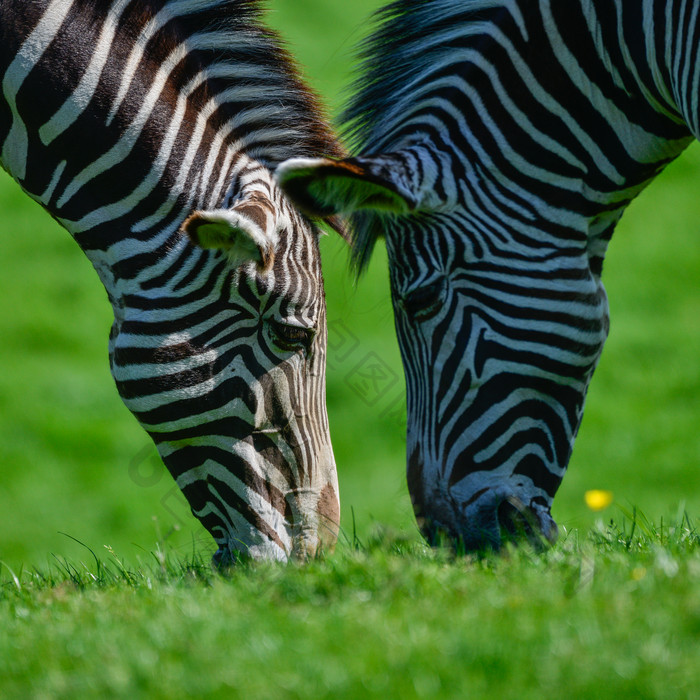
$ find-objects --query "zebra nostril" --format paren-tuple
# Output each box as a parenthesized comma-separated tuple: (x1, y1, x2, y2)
(212, 547, 229, 569)
(212, 546, 251, 569)
(497, 496, 539, 545)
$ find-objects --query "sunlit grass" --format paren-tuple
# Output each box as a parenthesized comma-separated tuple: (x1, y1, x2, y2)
(2, 513, 700, 699)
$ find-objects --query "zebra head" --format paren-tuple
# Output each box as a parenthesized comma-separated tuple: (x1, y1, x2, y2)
(106, 160, 341, 564)
(276, 151, 609, 551)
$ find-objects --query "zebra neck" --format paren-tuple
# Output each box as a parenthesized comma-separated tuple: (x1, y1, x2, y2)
(29, 141, 242, 312)
(0, 0, 339, 285)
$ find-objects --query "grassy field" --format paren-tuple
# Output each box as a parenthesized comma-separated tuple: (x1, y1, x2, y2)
(2, 523, 700, 699)
(2, 1, 700, 696)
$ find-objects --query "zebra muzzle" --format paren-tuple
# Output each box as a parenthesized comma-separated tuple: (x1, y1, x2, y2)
(420, 488, 559, 553)
(496, 496, 558, 550)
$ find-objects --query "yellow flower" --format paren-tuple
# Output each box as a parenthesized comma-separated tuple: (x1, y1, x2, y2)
(584, 489, 613, 511)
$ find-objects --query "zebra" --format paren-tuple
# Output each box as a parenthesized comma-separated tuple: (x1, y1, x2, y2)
(276, 0, 699, 550)
(0, 0, 346, 563)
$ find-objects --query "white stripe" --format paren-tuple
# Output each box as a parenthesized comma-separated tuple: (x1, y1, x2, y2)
(55, 41, 190, 212)
(106, 0, 222, 124)
(39, 0, 133, 146)
(1, 0, 74, 179)
(41, 160, 67, 203)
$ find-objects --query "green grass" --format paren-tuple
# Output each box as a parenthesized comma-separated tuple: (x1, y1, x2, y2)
(2, 1, 700, 696)
(2, 518, 700, 699)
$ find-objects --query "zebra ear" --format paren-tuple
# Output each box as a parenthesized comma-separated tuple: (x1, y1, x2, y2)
(275, 156, 418, 218)
(183, 198, 277, 271)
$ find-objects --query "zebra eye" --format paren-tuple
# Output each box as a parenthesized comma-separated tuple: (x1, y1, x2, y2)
(402, 278, 446, 321)
(269, 320, 315, 353)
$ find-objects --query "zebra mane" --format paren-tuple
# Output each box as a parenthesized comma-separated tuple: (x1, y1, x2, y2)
(342, 0, 509, 272)
(101, 0, 344, 168)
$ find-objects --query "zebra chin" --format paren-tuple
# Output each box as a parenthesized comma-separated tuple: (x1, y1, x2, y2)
(210, 527, 328, 567)
(211, 520, 339, 566)
(203, 482, 341, 567)
(424, 492, 558, 554)
(408, 453, 558, 553)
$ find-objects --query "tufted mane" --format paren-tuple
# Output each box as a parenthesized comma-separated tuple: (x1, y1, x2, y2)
(342, 0, 508, 271)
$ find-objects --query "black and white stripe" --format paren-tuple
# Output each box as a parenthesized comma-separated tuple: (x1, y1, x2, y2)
(277, 0, 699, 549)
(0, 0, 344, 562)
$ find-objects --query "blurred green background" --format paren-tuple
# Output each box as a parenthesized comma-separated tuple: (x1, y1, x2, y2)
(1, 0, 700, 569)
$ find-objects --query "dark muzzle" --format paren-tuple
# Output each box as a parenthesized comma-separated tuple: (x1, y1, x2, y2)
(420, 490, 558, 554)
